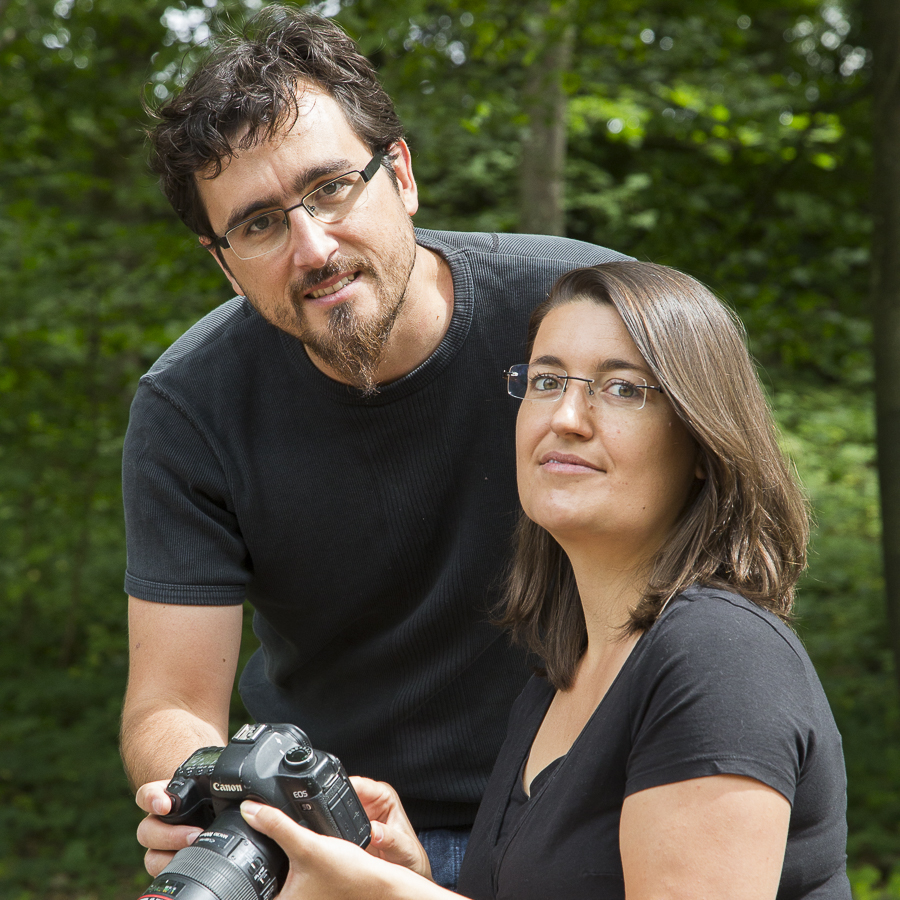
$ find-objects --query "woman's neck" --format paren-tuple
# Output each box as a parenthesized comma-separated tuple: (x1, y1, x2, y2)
(562, 537, 649, 649)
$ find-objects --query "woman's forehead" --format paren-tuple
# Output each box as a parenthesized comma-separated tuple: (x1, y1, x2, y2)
(532, 300, 649, 373)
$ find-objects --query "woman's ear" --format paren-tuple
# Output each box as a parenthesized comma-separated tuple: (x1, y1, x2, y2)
(694, 454, 708, 481)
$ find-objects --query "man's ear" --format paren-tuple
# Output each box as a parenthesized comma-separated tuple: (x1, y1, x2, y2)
(387, 139, 419, 218)
(200, 236, 245, 297)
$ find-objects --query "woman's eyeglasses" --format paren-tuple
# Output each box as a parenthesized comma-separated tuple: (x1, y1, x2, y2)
(504, 364, 663, 411)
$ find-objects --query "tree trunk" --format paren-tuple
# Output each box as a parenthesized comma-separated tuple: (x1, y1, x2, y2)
(868, 0, 900, 692)
(518, 1, 575, 236)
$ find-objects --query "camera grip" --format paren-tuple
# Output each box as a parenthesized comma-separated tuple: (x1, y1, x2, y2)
(162, 775, 216, 828)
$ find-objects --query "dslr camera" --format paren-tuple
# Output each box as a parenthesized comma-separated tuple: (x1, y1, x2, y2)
(137, 723, 371, 900)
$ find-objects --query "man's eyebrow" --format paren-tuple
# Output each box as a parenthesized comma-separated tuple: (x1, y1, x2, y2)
(224, 158, 356, 233)
(226, 195, 283, 233)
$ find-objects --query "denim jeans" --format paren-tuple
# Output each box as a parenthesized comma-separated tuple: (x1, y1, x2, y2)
(417, 826, 472, 892)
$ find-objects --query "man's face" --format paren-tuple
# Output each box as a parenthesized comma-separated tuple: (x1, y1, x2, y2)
(196, 89, 419, 391)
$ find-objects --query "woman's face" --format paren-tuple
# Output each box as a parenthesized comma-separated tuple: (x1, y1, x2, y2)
(515, 299, 702, 559)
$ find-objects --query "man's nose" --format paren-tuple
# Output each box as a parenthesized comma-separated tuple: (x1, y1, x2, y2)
(286, 207, 340, 269)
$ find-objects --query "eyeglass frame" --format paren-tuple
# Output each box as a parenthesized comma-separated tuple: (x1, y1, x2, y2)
(503, 363, 664, 411)
(211, 151, 386, 260)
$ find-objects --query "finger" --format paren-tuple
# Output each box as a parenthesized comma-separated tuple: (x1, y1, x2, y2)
(367, 820, 433, 880)
(240, 801, 321, 858)
(135, 780, 173, 816)
(349, 777, 408, 826)
(349, 776, 394, 811)
(143, 848, 176, 878)
(136, 814, 203, 852)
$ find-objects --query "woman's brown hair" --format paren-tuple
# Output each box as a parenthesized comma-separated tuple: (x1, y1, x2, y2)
(499, 261, 810, 690)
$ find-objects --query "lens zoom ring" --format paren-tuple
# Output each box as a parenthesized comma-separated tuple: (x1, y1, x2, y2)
(163, 846, 260, 900)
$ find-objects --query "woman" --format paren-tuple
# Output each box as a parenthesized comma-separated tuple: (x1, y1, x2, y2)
(240, 261, 850, 899)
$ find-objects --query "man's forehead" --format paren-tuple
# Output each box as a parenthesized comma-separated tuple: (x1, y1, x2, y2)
(199, 87, 357, 177)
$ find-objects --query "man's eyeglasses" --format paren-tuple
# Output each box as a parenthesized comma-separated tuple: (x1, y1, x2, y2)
(214, 152, 385, 261)
(504, 364, 664, 411)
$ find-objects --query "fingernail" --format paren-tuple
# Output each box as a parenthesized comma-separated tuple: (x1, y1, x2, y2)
(370, 822, 383, 843)
(186, 829, 203, 846)
(151, 798, 168, 815)
(241, 800, 263, 818)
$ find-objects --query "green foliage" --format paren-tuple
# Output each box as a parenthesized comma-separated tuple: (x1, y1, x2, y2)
(0, 0, 892, 896)
(351, 0, 872, 384)
(774, 383, 900, 875)
(849, 865, 900, 900)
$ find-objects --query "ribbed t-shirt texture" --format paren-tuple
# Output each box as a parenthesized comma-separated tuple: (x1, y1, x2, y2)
(122, 229, 628, 828)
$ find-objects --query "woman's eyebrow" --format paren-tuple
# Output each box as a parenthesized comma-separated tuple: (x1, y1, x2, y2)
(594, 357, 648, 375)
(530, 354, 565, 368)
(530, 355, 651, 376)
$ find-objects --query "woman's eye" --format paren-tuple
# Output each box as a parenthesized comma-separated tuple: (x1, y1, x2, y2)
(531, 374, 563, 392)
(606, 379, 640, 399)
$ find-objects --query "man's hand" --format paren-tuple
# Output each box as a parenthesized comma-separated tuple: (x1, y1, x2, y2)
(135, 780, 204, 877)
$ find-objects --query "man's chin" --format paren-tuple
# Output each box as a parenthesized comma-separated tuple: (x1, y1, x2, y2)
(296, 300, 397, 395)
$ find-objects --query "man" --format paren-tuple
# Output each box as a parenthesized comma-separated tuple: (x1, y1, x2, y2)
(121, 5, 626, 889)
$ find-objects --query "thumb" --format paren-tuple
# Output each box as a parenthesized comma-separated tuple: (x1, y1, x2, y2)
(367, 820, 433, 880)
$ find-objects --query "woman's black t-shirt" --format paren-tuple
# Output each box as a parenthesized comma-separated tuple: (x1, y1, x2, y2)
(457, 586, 850, 899)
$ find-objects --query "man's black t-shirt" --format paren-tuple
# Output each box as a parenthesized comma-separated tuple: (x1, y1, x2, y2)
(122, 229, 627, 829)
(457, 587, 850, 899)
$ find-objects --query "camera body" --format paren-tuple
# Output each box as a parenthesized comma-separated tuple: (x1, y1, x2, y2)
(137, 723, 371, 900)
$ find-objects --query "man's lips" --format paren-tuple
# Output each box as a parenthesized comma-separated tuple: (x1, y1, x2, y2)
(305, 271, 358, 300)
(539, 451, 603, 472)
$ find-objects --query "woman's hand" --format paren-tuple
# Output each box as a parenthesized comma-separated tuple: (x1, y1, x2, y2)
(350, 776, 433, 880)
(240, 801, 453, 900)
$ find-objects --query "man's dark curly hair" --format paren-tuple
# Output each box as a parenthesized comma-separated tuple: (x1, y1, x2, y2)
(146, 5, 405, 241)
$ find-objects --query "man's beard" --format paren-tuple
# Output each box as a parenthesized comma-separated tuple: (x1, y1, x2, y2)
(292, 259, 406, 395)
(244, 250, 415, 395)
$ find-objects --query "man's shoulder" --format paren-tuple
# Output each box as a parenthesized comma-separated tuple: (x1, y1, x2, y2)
(142, 297, 263, 385)
(415, 228, 630, 267)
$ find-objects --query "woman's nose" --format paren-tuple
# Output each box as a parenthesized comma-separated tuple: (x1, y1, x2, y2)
(549, 383, 595, 437)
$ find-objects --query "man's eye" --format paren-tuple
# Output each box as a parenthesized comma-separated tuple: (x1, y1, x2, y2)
(245, 213, 280, 236)
(318, 178, 352, 199)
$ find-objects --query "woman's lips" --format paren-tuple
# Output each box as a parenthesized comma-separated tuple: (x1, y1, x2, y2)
(539, 451, 603, 472)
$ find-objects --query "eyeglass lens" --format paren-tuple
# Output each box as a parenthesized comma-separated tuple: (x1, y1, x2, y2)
(506, 364, 654, 411)
(225, 170, 372, 260)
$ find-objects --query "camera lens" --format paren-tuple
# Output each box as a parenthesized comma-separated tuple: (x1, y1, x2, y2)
(136, 809, 288, 900)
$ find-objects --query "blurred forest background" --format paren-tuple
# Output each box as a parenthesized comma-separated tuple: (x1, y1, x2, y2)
(1, 0, 898, 897)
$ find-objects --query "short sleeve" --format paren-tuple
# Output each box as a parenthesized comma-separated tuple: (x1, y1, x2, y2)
(624, 594, 814, 803)
(122, 382, 249, 605)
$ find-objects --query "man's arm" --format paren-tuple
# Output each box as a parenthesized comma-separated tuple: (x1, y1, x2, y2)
(122, 597, 244, 875)
(121, 596, 244, 788)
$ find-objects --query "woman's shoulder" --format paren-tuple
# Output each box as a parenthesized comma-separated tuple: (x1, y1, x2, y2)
(636, 584, 817, 690)
(657, 584, 803, 651)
